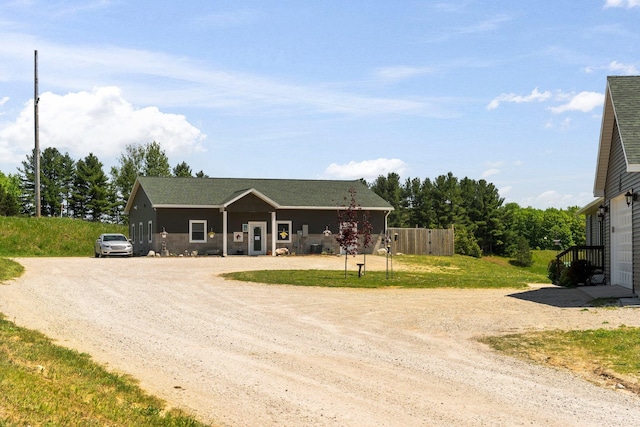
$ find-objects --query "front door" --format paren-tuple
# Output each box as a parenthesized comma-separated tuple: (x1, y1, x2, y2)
(610, 195, 633, 289)
(248, 222, 267, 256)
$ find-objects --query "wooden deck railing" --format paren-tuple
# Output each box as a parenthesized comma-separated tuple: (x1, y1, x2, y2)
(555, 245, 604, 270)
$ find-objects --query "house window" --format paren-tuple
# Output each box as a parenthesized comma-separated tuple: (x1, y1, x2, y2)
(130, 224, 135, 243)
(148, 221, 153, 244)
(139, 222, 143, 244)
(189, 220, 207, 243)
(276, 220, 292, 243)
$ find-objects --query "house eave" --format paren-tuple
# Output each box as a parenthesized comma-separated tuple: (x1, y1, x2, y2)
(123, 179, 141, 215)
(593, 82, 616, 196)
(152, 204, 222, 209)
(223, 188, 281, 209)
(576, 197, 604, 215)
(149, 204, 394, 211)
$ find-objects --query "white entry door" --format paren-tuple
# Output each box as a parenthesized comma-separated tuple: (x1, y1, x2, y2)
(610, 195, 633, 289)
(248, 222, 267, 256)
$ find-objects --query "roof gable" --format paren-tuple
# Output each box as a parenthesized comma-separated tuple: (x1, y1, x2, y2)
(594, 76, 640, 196)
(125, 177, 393, 214)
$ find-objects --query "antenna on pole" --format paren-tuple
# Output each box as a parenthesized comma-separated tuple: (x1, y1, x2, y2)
(34, 50, 41, 218)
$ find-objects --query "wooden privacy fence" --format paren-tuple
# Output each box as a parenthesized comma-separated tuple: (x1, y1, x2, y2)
(387, 227, 454, 256)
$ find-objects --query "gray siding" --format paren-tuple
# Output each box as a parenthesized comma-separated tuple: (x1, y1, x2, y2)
(129, 186, 157, 256)
(604, 122, 640, 290)
(130, 203, 388, 256)
(585, 214, 602, 246)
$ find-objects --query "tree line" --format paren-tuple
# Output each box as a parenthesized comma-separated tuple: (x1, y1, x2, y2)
(367, 172, 585, 257)
(0, 143, 586, 257)
(0, 141, 207, 223)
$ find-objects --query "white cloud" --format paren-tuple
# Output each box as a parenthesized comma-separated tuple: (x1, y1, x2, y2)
(0, 32, 435, 117)
(487, 88, 552, 110)
(481, 168, 500, 178)
(320, 158, 407, 181)
(518, 190, 593, 209)
(584, 60, 639, 75)
(374, 66, 434, 82)
(604, 0, 640, 8)
(456, 14, 512, 35)
(607, 60, 639, 74)
(499, 186, 512, 197)
(0, 97, 8, 106)
(0, 86, 205, 166)
(549, 91, 604, 114)
(194, 9, 262, 28)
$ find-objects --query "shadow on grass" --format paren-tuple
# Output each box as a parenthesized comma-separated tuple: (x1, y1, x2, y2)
(507, 287, 592, 308)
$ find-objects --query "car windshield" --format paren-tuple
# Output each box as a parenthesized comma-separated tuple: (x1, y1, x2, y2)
(103, 235, 127, 242)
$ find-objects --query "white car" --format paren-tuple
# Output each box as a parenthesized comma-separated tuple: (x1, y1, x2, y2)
(94, 233, 133, 258)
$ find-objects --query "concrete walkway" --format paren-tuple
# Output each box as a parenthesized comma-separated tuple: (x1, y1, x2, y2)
(578, 284, 640, 306)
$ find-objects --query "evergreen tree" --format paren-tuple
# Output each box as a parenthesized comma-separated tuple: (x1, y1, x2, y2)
(173, 161, 193, 177)
(144, 141, 171, 177)
(72, 153, 110, 221)
(460, 178, 504, 254)
(17, 148, 74, 216)
(369, 172, 408, 227)
(429, 172, 465, 228)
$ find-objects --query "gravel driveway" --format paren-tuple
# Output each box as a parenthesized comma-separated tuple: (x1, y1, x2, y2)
(2, 256, 640, 426)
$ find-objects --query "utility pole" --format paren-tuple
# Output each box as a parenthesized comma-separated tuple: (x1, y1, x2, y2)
(34, 50, 41, 217)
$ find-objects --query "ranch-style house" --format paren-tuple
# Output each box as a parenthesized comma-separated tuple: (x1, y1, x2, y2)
(125, 176, 394, 257)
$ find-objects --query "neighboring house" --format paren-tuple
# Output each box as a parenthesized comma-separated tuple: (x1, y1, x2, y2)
(124, 176, 393, 256)
(589, 75, 640, 293)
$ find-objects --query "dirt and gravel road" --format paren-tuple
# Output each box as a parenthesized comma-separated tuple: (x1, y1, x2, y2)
(2, 256, 640, 426)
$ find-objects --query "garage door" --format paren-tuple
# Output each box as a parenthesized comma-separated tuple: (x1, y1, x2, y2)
(610, 195, 633, 289)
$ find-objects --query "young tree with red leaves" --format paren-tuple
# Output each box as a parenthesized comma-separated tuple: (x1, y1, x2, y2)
(336, 188, 360, 278)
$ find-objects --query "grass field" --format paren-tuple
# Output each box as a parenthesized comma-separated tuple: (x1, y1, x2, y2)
(0, 314, 210, 426)
(0, 216, 126, 257)
(223, 253, 550, 289)
(481, 326, 640, 393)
(0, 258, 23, 281)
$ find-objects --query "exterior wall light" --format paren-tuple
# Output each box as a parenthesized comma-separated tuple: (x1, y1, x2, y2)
(625, 189, 637, 207)
(597, 204, 608, 220)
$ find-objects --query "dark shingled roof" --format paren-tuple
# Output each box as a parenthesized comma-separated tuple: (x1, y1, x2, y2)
(126, 176, 393, 212)
(593, 76, 640, 196)
(609, 76, 640, 166)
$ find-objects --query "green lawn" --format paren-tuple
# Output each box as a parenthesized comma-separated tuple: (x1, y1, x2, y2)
(0, 314, 211, 426)
(0, 216, 126, 257)
(222, 254, 549, 289)
(481, 326, 640, 392)
(0, 258, 24, 282)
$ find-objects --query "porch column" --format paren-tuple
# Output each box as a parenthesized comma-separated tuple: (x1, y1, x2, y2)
(271, 211, 276, 256)
(222, 209, 228, 257)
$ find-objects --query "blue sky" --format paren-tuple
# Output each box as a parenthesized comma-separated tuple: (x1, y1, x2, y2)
(1, 1, 639, 209)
